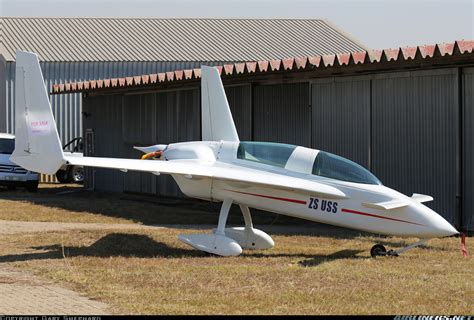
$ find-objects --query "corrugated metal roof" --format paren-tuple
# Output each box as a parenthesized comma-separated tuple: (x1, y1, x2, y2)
(52, 40, 474, 94)
(0, 17, 367, 62)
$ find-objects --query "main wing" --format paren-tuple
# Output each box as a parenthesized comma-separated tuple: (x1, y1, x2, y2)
(65, 156, 213, 177)
(210, 162, 346, 199)
(66, 156, 346, 199)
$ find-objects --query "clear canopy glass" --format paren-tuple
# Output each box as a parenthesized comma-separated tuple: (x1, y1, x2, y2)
(236, 141, 381, 185)
(312, 151, 382, 185)
(237, 141, 296, 168)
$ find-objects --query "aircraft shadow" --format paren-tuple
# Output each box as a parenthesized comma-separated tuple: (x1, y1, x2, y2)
(0, 233, 371, 264)
(0, 233, 203, 263)
(0, 231, 444, 266)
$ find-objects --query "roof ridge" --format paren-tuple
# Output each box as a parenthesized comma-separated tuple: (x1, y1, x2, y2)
(1, 17, 325, 21)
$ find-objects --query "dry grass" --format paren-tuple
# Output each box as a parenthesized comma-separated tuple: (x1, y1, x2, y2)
(1, 228, 472, 315)
(0, 184, 472, 315)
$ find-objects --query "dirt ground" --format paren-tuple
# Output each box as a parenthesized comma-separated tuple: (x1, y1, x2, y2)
(0, 265, 110, 314)
(0, 184, 472, 315)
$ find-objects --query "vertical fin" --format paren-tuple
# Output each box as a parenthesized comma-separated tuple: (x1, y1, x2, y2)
(10, 51, 64, 174)
(201, 66, 239, 142)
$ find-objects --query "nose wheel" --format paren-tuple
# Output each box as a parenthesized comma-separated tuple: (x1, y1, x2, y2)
(370, 244, 387, 257)
(370, 244, 399, 258)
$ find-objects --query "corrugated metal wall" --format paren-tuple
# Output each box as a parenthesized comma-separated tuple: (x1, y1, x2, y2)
(311, 71, 462, 226)
(463, 67, 474, 232)
(311, 76, 371, 168)
(154, 89, 201, 197)
(371, 69, 459, 224)
(82, 94, 125, 193)
(225, 84, 252, 141)
(84, 88, 201, 197)
(253, 83, 311, 147)
(3, 61, 220, 181)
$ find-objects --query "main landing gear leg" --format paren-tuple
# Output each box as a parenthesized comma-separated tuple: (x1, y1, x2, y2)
(220, 205, 275, 250)
(178, 199, 242, 256)
(370, 239, 429, 258)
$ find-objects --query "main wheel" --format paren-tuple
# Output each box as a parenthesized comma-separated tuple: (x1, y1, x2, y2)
(69, 166, 84, 184)
(55, 169, 69, 183)
(370, 244, 387, 258)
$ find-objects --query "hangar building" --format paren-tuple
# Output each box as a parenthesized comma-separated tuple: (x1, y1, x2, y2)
(52, 41, 474, 232)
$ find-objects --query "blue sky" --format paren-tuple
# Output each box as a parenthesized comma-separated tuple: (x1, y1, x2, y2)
(1, 0, 473, 49)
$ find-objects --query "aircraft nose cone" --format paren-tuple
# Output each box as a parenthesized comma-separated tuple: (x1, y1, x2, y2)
(432, 219, 459, 237)
(418, 204, 459, 238)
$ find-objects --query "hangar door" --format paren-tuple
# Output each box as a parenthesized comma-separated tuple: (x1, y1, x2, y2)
(311, 76, 371, 168)
(253, 83, 310, 147)
(83, 94, 125, 193)
(225, 84, 252, 141)
(122, 88, 200, 197)
(371, 69, 459, 225)
(463, 67, 474, 232)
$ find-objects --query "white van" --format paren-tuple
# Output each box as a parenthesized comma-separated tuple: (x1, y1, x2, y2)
(0, 133, 39, 192)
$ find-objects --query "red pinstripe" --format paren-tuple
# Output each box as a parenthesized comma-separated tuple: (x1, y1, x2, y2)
(224, 189, 307, 205)
(224, 189, 424, 226)
(341, 208, 425, 226)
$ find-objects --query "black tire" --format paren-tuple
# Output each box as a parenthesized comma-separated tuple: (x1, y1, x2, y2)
(56, 169, 69, 183)
(26, 181, 39, 193)
(370, 244, 387, 258)
(7, 185, 16, 191)
(69, 166, 84, 184)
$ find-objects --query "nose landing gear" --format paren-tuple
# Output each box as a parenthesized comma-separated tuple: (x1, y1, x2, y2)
(370, 239, 429, 258)
(370, 244, 399, 258)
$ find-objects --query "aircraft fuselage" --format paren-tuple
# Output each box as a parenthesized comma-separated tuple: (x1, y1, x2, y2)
(159, 141, 457, 239)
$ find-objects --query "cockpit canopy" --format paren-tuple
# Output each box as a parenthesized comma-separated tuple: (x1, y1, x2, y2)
(236, 141, 381, 185)
(237, 141, 296, 168)
(312, 151, 381, 185)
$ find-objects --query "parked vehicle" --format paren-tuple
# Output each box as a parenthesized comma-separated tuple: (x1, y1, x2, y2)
(55, 137, 84, 184)
(0, 133, 39, 192)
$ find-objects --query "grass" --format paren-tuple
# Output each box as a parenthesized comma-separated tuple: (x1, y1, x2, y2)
(0, 229, 472, 315)
(0, 184, 472, 315)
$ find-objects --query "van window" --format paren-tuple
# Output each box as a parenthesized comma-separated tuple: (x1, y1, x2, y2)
(0, 138, 14, 154)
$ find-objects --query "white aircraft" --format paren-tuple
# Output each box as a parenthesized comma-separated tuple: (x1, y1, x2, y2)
(11, 51, 459, 257)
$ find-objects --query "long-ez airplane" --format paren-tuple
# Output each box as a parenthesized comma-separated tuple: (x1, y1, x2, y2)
(11, 51, 459, 257)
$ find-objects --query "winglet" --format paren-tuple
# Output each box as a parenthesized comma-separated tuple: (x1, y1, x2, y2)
(411, 193, 434, 203)
(10, 51, 65, 174)
(362, 193, 433, 210)
(201, 66, 239, 142)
